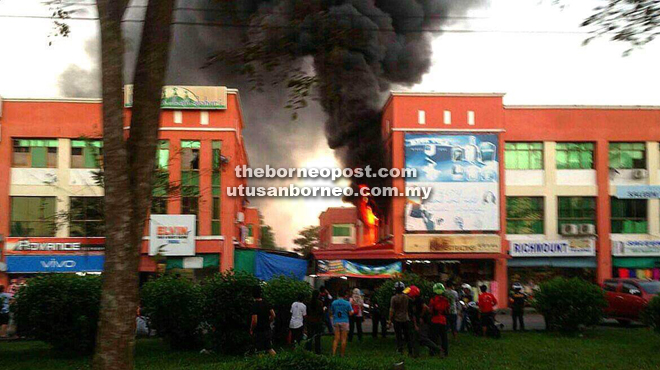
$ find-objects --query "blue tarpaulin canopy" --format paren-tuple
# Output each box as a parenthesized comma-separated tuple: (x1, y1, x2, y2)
(254, 251, 307, 281)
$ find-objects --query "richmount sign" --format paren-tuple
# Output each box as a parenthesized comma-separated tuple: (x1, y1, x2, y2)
(5, 237, 105, 254)
(510, 239, 596, 257)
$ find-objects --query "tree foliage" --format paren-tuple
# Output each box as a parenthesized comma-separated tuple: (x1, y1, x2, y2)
(642, 295, 660, 334)
(260, 225, 278, 250)
(293, 225, 320, 257)
(373, 273, 434, 317)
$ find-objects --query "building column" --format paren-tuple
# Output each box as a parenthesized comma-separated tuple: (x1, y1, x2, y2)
(647, 142, 660, 236)
(596, 140, 612, 283)
(543, 142, 559, 239)
(495, 258, 508, 309)
(56, 139, 71, 237)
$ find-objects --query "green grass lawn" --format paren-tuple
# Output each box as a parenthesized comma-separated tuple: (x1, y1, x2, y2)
(2, 328, 660, 370)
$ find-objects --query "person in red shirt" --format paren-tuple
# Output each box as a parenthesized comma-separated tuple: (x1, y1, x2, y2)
(478, 285, 498, 336)
(428, 283, 450, 357)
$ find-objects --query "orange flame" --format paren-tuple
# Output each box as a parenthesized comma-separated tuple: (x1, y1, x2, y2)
(358, 185, 379, 227)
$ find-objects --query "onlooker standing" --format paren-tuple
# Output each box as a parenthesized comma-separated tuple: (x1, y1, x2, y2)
(509, 283, 527, 331)
(306, 290, 325, 354)
(348, 288, 364, 342)
(459, 283, 474, 333)
(320, 286, 334, 335)
(0, 285, 11, 338)
(370, 295, 387, 338)
(478, 285, 498, 336)
(289, 293, 307, 345)
(250, 286, 276, 356)
(445, 282, 459, 339)
(330, 289, 354, 357)
(407, 285, 441, 356)
(388, 282, 414, 356)
(429, 283, 450, 357)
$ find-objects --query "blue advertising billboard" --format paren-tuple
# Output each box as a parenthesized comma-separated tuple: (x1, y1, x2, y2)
(405, 134, 500, 231)
(6, 255, 105, 273)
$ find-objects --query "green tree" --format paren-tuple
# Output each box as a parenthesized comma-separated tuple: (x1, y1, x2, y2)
(293, 225, 320, 257)
(260, 225, 278, 250)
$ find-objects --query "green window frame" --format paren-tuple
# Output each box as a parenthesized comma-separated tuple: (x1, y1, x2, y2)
(10, 196, 57, 237)
(506, 197, 544, 234)
(248, 224, 254, 237)
(332, 224, 352, 237)
(611, 197, 647, 234)
(212, 141, 222, 235)
(70, 197, 104, 237)
(609, 142, 646, 169)
(558, 197, 596, 233)
(556, 142, 594, 169)
(152, 140, 170, 214)
(12, 139, 58, 168)
(71, 139, 103, 168)
(504, 142, 543, 170)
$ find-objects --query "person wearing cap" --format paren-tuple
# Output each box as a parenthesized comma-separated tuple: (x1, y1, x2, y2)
(509, 283, 527, 331)
(406, 285, 442, 357)
(388, 281, 414, 356)
(428, 283, 450, 357)
(459, 283, 473, 333)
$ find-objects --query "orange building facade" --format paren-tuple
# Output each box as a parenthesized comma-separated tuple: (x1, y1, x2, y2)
(0, 87, 259, 286)
(316, 92, 660, 305)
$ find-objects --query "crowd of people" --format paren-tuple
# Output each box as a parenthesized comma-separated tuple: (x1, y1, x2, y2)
(249, 281, 529, 357)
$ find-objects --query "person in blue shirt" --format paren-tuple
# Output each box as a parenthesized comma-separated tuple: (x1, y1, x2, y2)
(330, 289, 354, 356)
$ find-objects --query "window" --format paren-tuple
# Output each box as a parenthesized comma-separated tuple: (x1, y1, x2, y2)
(609, 142, 646, 169)
(151, 140, 170, 214)
(332, 224, 352, 237)
(504, 142, 543, 170)
(248, 224, 254, 237)
(70, 197, 104, 237)
(212, 141, 222, 234)
(181, 140, 200, 234)
(556, 142, 594, 169)
(506, 197, 544, 234)
(611, 198, 647, 233)
(12, 139, 58, 168)
(71, 139, 103, 168)
(558, 197, 596, 233)
(621, 282, 641, 296)
(603, 280, 619, 292)
(10, 196, 56, 236)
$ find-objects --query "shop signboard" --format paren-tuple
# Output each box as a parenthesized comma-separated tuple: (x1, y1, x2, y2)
(317, 260, 402, 278)
(124, 85, 228, 109)
(6, 255, 105, 273)
(510, 239, 595, 257)
(404, 133, 499, 231)
(404, 234, 501, 253)
(4, 237, 105, 254)
(616, 185, 660, 199)
(612, 239, 660, 256)
(149, 215, 196, 256)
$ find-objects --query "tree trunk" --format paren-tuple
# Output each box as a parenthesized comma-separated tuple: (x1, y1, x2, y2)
(93, 1, 174, 369)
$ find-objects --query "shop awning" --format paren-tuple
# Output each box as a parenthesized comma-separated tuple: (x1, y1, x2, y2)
(508, 257, 597, 268)
(234, 249, 257, 274)
(612, 257, 660, 269)
(166, 254, 219, 270)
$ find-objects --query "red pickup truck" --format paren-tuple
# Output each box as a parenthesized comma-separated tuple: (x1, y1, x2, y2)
(602, 278, 660, 324)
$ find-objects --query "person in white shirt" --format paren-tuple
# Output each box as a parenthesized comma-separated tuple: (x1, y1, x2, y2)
(289, 293, 307, 345)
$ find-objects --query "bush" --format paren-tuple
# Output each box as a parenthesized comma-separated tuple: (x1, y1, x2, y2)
(642, 295, 660, 334)
(263, 275, 312, 344)
(12, 274, 101, 353)
(373, 273, 434, 316)
(202, 270, 261, 354)
(533, 277, 606, 332)
(141, 275, 204, 349)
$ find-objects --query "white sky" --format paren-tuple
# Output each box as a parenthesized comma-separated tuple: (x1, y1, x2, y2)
(1, 0, 660, 247)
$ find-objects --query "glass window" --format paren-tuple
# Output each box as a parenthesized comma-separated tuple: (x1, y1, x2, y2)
(609, 142, 646, 169)
(556, 142, 594, 169)
(248, 224, 254, 237)
(504, 142, 543, 170)
(211, 141, 222, 235)
(71, 139, 103, 168)
(12, 139, 58, 168)
(506, 197, 544, 234)
(181, 140, 200, 170)
(152, 140, 170, 214)
(70, 197, 104, 237)
(10, 196, 56, 236)
(558, 197, 596, 233)
(603, 280, 619, 292)
(621, 282, 641, 296)
(332, 224, 352, 237)
(611, 197, 647, 234)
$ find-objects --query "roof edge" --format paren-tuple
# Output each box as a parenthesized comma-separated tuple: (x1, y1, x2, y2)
(505, 104, 660, 110)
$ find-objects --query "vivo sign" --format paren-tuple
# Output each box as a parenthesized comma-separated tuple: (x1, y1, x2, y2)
(5, 255, 105, 273)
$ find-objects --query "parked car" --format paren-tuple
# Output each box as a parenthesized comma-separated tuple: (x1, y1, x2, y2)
(602, 278, 660, 325)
